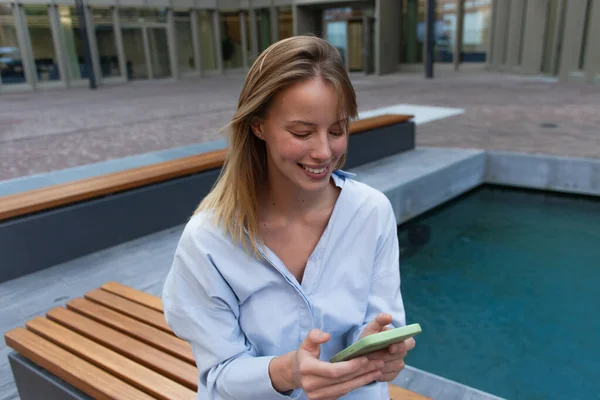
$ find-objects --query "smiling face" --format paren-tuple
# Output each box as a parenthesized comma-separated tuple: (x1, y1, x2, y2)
(251, 77, 349, 194)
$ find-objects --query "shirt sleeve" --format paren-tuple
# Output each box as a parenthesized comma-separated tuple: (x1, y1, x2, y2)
(346, 197, 407, 346)
(162, 223, 302, 400)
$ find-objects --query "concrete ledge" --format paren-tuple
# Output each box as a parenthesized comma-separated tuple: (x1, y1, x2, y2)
(394, 365, 504, 400)
(486, 150, 600, 196)
(351, 148, 487, 224)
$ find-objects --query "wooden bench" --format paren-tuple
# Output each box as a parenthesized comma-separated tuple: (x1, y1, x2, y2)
(0, 114, 413, 222)
(5, 281, 430, 400)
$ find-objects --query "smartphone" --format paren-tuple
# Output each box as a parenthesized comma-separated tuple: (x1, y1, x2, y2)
(329, 323, 422, 363)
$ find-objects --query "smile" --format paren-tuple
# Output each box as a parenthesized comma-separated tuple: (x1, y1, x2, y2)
(302, 165, 327, 174)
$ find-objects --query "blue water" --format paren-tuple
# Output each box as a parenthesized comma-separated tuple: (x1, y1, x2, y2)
(398, 185, 600, 400)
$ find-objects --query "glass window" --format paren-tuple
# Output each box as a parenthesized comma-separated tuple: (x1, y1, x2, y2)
(278, 6, 292, 40)
(434, 0, 456, 63)
(402, 0, 425, 63)
(24, 5, 61, 82)
(121, 26, 147, 79)
(120, 7, 167, 24)
(257, 9, 271, 52)
(147, 27, 170, 78)
(198, 10, 216, 71)
(462, 0, 491, 62)
(58, 6, 87, 81)
(0, 4, 26, 84)
(220, 11, 243, 69)
(174, 11, 195, 73)
(91, 7, 120, 78)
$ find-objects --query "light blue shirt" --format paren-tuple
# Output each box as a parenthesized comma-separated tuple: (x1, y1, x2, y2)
(162, 170, 406, 400)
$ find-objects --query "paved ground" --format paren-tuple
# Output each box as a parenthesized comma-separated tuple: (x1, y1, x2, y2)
(1, 69, 599, 181)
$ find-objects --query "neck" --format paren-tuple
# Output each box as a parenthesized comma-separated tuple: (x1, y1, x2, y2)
(261, 170, 336, 219)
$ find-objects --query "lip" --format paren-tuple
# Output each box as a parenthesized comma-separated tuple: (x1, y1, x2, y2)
(299, 163, 330, 180)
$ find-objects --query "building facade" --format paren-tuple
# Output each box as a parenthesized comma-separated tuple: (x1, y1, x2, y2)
(0, 0, 595, 94)
(487, 0, 599, 83)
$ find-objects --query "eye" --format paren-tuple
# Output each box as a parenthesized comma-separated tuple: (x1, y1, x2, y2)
(329, 130, 344, 137)
(289, 131, 311, 138)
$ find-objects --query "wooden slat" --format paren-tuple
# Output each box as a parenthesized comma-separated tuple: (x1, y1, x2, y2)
(85, 288, 172, 334)
(0, 149, 226, 221)
(47, 306, 198, 391)
(388, 383, 431, 399)
(67, 297, 195, 365)
(0, 114, 413, 222)
(25, 316, 195, 400)
(350, 114, 413, 134)
(101, 281, 164, 313)
(4, 327, 156, 400)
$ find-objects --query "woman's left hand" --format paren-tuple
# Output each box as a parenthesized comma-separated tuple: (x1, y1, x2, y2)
(357, 313, 416, 382)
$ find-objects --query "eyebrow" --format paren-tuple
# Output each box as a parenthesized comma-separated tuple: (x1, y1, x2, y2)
(287, 119, 346, 127)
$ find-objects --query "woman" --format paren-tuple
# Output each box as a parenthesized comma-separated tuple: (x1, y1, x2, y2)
(162, 35, 415, 400)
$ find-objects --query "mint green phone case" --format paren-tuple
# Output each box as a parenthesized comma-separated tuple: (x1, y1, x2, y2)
(329, 323, 422, 363)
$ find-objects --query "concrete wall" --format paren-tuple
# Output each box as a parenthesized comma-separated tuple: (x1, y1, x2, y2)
(490, 0, 510, 69)
(558, 0, 588, 80)
(375, 0, 401, 75)
(520, 0, 548, 74)
(583, 0, 600, 82)
(505, 0, 526, 70)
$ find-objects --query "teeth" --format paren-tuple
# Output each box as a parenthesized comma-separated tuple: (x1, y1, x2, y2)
(303, 165, 326, 174)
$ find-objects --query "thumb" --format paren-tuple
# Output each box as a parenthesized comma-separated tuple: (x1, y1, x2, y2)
(300, 329, 330, 358)
(361, 313, 393, 337)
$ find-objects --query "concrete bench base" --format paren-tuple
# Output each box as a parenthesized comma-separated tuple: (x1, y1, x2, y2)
(9, 352, 91, 400)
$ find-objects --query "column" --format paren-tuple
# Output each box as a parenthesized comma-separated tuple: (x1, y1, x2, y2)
(454, 0, 465, 71)
(190, 9, 202, 75)
(490, 0, 509, 70)
(269, 5, 278, 43)
(48, 5, 69, 85)
(376, 0, 401, 75)
(558, 0, 588, 80)
(112, 7, 127, 80)
(505, 0, 525, 70)
(85, 5, 102, 85)
(583, 0, 600, 82)
(12, 4, 36, 87)
(520, 0, 547, 74)
(212, 10, 223, 73)
(249, 8, 258, 56)
(240, 10, 248, 69)
(166, 9, 179, 79)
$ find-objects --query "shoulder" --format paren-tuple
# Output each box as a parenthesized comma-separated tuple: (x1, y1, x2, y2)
(175, 209, 236, 258)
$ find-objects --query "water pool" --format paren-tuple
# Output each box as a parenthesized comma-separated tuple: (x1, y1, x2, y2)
(398, 185, 600, 400)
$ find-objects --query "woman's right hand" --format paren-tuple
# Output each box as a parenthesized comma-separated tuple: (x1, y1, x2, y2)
(271, 329, 385, 400)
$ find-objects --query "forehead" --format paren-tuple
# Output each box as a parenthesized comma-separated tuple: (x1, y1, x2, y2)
(268, 78, 347, 124)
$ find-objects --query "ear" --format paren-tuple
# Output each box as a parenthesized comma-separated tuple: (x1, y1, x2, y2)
(250, 116, 264, 139)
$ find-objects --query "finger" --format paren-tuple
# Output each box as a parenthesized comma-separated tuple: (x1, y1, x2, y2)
(361, 313, 393, 337)
(366, 349, 405, 363)
(301, 360, 384, 392)
(308, 367, 384, 399)
(381, 359, 406, 375)
(305, 356, 377, 379)
(389, 337, 416, 355)
(300, 329, 330, 358)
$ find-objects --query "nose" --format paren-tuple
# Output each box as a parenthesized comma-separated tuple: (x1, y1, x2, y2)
(310, 131, 332, 162)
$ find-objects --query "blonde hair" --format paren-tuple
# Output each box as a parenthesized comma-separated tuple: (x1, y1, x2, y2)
(195, 35, 358, 256)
